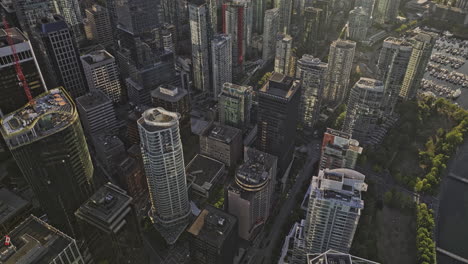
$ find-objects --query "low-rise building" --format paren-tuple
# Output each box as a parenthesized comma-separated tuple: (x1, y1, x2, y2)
(186, 154, 226, 198)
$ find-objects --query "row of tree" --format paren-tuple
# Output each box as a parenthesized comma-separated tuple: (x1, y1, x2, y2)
(415, 98, 468, 193)
(416, 203, 436, 264)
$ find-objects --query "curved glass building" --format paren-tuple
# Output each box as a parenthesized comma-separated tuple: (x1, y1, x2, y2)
(138, 107, 190, 244)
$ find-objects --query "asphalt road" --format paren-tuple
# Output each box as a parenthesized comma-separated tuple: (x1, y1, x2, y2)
(247, 140, 322, 264)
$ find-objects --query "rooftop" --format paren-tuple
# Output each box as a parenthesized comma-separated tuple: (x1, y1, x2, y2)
(355, 78, 384, 91)
(312, 169, 367, 209)
(81, 50, 114, 65)
(151, 84, 188, 103)
(75, 183, 132, 227)
(138, 107, 180, 132)
(260, 72, 300, 100)
(0, 28, 27, 48)
(0, 215, 80, 264)
(203, 123, 241, 144)
(332, 39, 357, 49)
(322, 128, 362, 153)
(187, 205, 237, 248)
(76, 90, 112, 111)
(186, 154, 225, 188)
(236, 149, 277, 192)
(36, 15, 68, 34)
(1, 88, 75, 146)
(0, 188, 30, 225)
(307, 249, 380, 264)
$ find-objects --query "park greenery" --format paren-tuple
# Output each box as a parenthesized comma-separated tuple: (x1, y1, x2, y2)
(208, 184, 225, 209)
(416, 203, 436, 264)
(395, 20, 418, 33)
(363, 96, 468, 194)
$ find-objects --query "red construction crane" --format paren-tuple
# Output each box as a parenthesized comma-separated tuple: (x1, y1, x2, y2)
(2, 17, 34, 105)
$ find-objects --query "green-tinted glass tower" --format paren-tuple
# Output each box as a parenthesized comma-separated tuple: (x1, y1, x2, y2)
(0, 87, 94, 237)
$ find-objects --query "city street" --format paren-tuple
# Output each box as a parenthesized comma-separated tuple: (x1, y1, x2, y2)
(244, 140, 322, 264)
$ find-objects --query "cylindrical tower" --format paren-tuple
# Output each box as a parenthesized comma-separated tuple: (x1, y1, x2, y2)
(138, 107, 190, 244)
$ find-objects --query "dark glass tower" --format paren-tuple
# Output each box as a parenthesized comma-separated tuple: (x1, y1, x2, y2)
(257, 72, 301, 176)
(0, 27, 46, 115)
(0, 87, 94, 237)
(33, 15, 88, 99)
(75, 183, 148, 264)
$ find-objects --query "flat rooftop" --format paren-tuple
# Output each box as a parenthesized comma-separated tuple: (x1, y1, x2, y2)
(355, 78, 384, 91)
(81, 50, 114, 65)
(0, 188, 29, 225)
(0, 28, 27, 48)
(151, 84, 188, 103)
(203, 123, 241, 144)
(76, 90, 112, 111)
(0, 215, 78, 263)
(260, 72, 300, 100)
(1, 88, 74, 143)
(186, 154, 225, 187)
(187, 205, 237, 248)
(75, 183, 132, 225)
(236, 149, 276, 190)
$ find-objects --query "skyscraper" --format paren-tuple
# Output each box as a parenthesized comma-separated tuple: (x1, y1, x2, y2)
(374, 0, 401, 24)
(456, 0, 468, 10)
(212, 34, 232, 98)
(257, 72, 301, 175)
(114, 0, 159, 35)
(138, 108, 190, 244)
(189, 0, 211, 93)
(151, 85, 191, 129)
(262, 8, 279, 62)
(218, 83, 253, 129)
(223, 2, 248, 75)
(302, 169, 367, 254)
(0, 27, 46, 115)
(324, 39, 356, 106)
(200, 122, 243, 168)
(399, 31, 437, 100)
(84, 4, 114, 47)
(354, 0, 376, 18)
(33, 15, 88, 99)
(279, 0, 293, 33)
(81, 50, 122, 103)
(274, 33, 293, 76)
(14, 0, 55, 34)
(252, 0, 267, 34)
(76, 90, 119, 136)
(54, 0, 84, 42)
(228, 148, 277, 240)
(0, 87, 94, 238)
(296, 55, 327, 131)
(377, 37, 412, 114)
(75, 183, 148, 264)
(343, 78, 384, 145)
(320, 128, 363, 170)
(348, 7, 370, 42)
(302, 7, 325, 55)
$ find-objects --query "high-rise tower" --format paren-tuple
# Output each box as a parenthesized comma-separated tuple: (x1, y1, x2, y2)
(212, 34, 233, 98)
(138, 108, 190, 244)
(0, 27, 46, 115)
(324, 39, 356, 106)
(374, 0, 401, 24)
(223, 2, 248, 76)
(399, 32, 437, 100)
(274, 33, 293, 76)
(81, 50, 122, 103)
(343, 78, 384, 145)
(218, 83, 253, 129)
(296, 55, 327, 131)
(262, 8, 279, 62)
(0, 87, 94, 237)
(257, 72, 301, 176)
(33, 15, 88, 99)
(189, 0, 211, 93)
(302, 169, 367, 253)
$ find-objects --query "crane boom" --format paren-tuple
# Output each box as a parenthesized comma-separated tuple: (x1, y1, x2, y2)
(2, 17, 34, 104)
